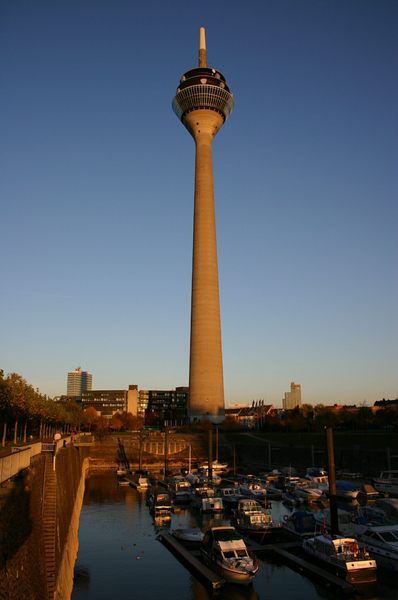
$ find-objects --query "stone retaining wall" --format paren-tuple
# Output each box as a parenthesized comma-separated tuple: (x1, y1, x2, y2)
(0, 445, 89, 600)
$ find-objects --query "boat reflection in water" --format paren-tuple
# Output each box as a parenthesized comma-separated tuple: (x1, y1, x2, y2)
(72, 472, 398, 600)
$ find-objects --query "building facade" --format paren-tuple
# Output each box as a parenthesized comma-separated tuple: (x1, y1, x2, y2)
(82, 389, 128, 417)
(225, 402, 274, 428)
(144, 387, 189, 427)
(172, 28, 233, 423)
(283, 382, 302, 410)
(67, 367, 92, 398)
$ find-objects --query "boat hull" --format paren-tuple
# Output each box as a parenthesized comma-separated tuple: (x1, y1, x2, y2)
(201, 553, 258, 586)
(303, 537, 377, 585)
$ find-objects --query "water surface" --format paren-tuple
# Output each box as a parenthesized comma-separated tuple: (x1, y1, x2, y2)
(72, 473, 398, 600)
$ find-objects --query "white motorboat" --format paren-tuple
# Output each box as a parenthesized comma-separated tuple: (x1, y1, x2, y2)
(305, 467, 329, 486)
(293, 482, 324, 503)
(199, 460, 228, 474)
(172, 527, 204, 547)
(233, 499, 283, 543)
(137, 476, 151, 489)
(302, 534, 377, 584)
(373, 470, 398, 496)
(234, 498, 263, 516)
(201, 496, 224, 513)
(357, 524, 398, 572)
(201, 526, 259, 585)
(239, 480, 267, 502)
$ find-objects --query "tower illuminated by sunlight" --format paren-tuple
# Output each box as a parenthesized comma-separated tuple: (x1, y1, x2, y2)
(172, 28, 234, 422)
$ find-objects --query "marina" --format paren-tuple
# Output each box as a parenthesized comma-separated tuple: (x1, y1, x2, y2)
(72, 471, 398, 600)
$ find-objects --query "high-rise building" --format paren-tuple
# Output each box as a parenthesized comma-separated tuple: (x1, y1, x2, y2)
(283, 382, 302, 410)
(67, 367, 92, 397)
(172, 27, 233, 423)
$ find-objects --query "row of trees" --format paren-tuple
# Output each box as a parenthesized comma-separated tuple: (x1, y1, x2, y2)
(84, 406, 143, 433)
(0, 370, 84, 447)
(259, 403, 398, 433)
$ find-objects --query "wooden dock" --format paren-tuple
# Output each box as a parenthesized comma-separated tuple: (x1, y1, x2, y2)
(243, 537, 355, 593)
(262, 545, 354, 594)
(159, 533, 225, 590)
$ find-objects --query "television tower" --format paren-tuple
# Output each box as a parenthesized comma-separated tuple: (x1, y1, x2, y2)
(172, 28, 234, 423)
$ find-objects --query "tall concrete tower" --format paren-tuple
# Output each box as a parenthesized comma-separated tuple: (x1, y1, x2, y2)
(172, 28, 234, 423)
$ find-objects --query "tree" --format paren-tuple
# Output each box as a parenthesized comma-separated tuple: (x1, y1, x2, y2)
(84, 406, 98, 432)
(110, 413, 123, 431)
(0, 370, 11, 447)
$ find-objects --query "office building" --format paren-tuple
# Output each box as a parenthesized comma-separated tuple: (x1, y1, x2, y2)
(81, 384, 137, 418)
(82, 389, 127, 417)
(144, 387, 189, 427)
(172, 28, 233, 423)
(67, 367, 92, 397)
(283, 382, 302, 410)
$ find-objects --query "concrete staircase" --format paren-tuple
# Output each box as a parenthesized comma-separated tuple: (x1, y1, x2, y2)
(42, 454, 57, 600)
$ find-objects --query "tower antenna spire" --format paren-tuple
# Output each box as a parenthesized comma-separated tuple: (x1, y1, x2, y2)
(199, 26, 207, 67)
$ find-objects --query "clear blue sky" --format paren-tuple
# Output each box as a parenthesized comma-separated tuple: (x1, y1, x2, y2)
(1, 0, 397, 407)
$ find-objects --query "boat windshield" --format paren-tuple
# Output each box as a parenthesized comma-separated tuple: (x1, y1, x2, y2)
(222, 548, 248, 559)
(213, 528, 242, 542)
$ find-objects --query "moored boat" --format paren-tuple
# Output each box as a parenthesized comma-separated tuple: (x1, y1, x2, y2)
(335, 480, 362, 500)
(118, 478, 130, 486)
(323, 480, 362, 500)
(201, 526, 259, 585)
(282, 510, 318, 539)
(170, 478, 192, 505)
(147, 491, 173, 519)
(302, 534, 377, 584)
(201, 496, 224, 513)
(293, 483, 324, 503)
(373, 471, 398, 497)
(314, 505, 387, 538)
(172, 527, 204, 548)
(220, 487, 244, 510)
(239, 478, 268, 502)
(305, 467, 328, 487)
(357, 524, 398, 572)
(199, 460, 228, 475)
(233, 499, 283, 543)
(137, 476, 151, 489)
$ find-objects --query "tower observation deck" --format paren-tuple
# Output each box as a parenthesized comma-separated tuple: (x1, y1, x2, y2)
(172, 28, 234, 423)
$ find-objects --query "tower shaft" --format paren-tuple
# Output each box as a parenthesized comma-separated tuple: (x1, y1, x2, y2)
(172, 28, 234, 422)
(185, 110, 225, 419)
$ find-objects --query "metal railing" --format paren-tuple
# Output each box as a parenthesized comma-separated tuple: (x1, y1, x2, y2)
(172, 84, 234, 121)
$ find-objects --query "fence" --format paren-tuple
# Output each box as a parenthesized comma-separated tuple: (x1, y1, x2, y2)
(0, 434, 94, 483)
(0, 442, 42, 484)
